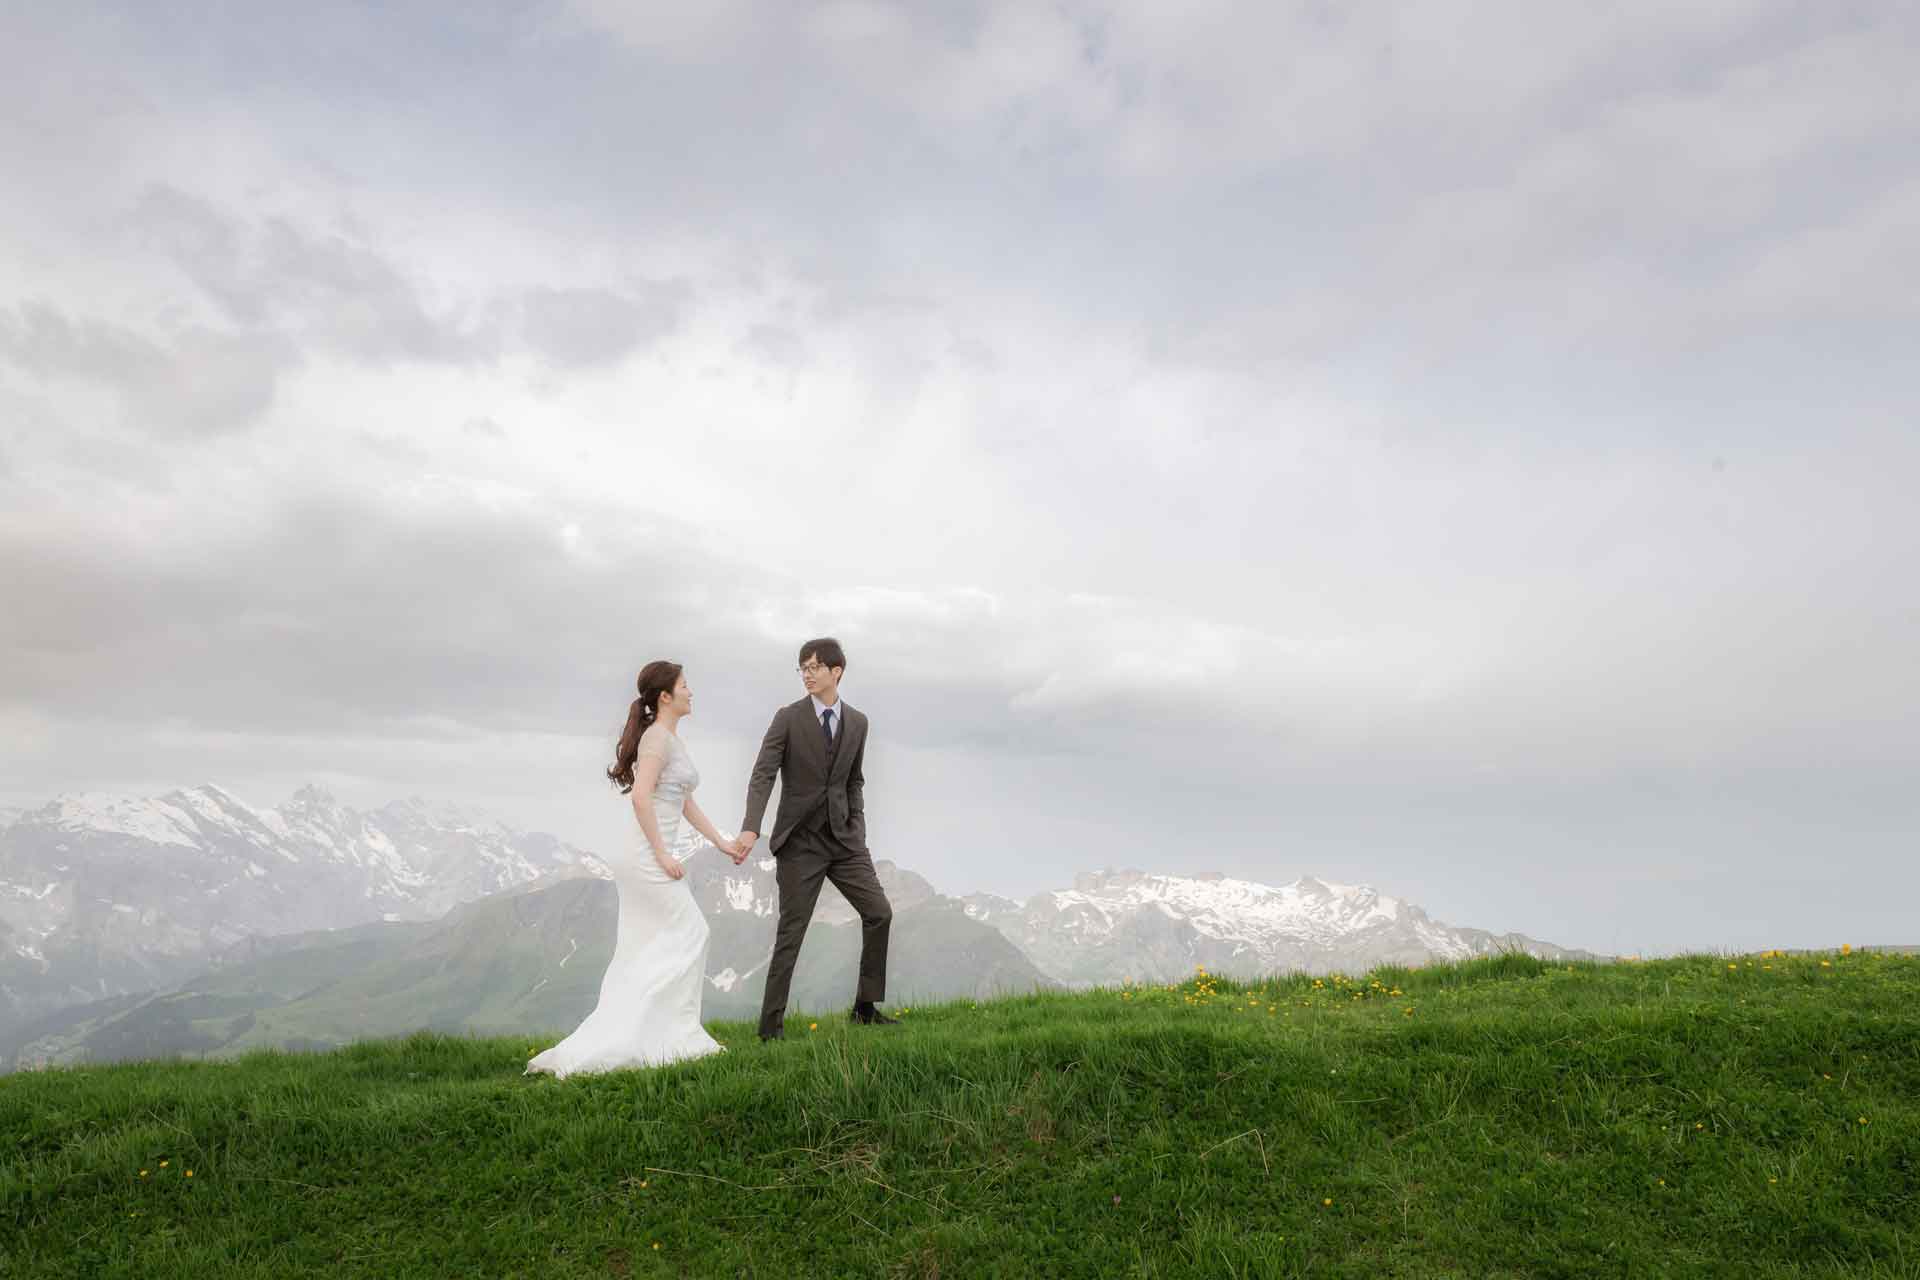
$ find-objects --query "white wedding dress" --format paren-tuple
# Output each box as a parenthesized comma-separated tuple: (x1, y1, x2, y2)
(526, 725, 727, 1077)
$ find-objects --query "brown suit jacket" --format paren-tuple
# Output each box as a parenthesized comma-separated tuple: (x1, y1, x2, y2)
(741, 697, 869, 855)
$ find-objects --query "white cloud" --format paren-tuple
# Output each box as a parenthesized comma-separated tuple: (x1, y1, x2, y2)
(2, 0, 1916, 952)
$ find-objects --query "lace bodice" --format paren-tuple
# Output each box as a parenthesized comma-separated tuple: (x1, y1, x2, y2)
(640, 725, 700, 807)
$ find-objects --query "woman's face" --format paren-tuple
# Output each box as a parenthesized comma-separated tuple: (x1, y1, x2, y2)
(668, 673, 693, 717)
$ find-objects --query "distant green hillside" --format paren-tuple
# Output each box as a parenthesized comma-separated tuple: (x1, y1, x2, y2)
(6, 876, 1052, 1069)
(4, 950, 1916, 1277)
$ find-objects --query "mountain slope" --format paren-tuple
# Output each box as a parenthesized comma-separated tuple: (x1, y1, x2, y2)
(0, 784, 604, 1035)
(6, 856, 1053, 1068)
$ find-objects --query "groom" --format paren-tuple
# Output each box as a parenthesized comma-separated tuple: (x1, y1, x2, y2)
(739, 637, 896, 1041)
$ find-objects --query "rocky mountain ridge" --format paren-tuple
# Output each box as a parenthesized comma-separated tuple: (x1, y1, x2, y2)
(961, 868, 1597, 985)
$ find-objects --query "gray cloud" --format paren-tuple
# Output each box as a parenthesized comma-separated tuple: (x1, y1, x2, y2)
(520, 281, 690, 368)
(739, 322, 806, 368)
(543, 1, 1920, 437)
(0, 301, 292, 437)
(128, 184, 496, 366)
(0, 180, 503, 441)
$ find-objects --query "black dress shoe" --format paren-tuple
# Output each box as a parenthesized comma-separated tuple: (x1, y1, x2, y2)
(759, 1031, 783, 1042)
(850, 1005, 900, 1026)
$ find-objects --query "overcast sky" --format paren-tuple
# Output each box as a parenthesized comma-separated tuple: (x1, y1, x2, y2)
(4, 1, 1916, 956)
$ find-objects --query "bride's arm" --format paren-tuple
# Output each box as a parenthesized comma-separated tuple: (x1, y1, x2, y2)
(681, 795, 735, 852)
(630, 754, 672, 859)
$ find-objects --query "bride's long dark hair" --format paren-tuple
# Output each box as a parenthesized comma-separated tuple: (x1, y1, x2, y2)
(608, 660, 683, 794)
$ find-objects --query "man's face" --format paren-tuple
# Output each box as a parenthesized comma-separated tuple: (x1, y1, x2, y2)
(799, 655, 841, 700)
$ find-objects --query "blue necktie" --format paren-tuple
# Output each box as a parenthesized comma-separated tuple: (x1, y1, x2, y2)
(820, 708, 835, 750)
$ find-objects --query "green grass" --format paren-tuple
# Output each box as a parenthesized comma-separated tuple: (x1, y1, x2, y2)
(4, 950, 1918, 1278)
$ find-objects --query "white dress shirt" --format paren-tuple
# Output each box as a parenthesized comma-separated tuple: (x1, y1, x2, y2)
(810, 692, 845, 739)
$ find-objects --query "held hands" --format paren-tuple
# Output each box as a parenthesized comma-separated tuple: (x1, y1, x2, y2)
(733, 831, 758, 864)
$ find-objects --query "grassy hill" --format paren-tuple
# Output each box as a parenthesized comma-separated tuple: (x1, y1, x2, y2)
(3, 950, 1916, 1278)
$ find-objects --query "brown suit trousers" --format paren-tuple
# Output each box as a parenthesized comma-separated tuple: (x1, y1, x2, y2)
(757, 814, 891, 1038)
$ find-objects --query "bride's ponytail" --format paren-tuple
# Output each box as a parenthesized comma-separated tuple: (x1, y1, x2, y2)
(607, 660, 682, 793)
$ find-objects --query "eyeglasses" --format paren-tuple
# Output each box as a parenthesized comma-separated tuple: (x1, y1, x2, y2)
(796, 663, 830, 676)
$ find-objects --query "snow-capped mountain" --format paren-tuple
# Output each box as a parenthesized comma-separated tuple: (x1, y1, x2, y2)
(1, 778, 1605, 1065)
(0, 784, 605, 1033)
(961, 869, 1598, 984)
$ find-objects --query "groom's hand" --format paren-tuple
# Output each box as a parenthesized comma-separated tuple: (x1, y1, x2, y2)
(736, 831, 758, 862)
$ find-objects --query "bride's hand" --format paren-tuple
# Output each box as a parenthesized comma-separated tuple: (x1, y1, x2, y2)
(654, 850, 685, 880)
(724, 835, 750, 863)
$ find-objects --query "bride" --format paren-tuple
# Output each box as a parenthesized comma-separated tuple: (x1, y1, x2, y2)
(526, 660, 749, 1078)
